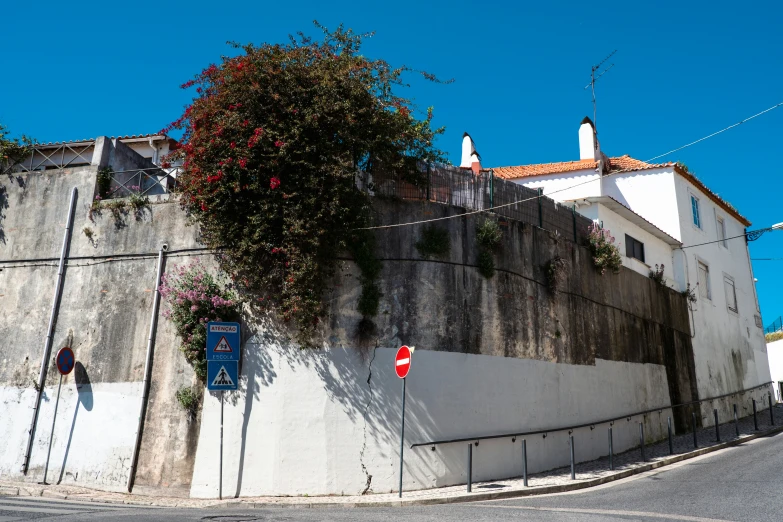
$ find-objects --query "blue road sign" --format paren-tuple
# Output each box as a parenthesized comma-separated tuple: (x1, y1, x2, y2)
(207, 361, 238, 391)
(207, 322, 240, 361)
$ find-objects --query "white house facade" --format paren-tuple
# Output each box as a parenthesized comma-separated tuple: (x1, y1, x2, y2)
(492, 118, 771, 418)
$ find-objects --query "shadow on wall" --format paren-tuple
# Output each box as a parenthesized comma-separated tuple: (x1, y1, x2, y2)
(0, 175, 26, 244)
(57, 362, 93, 484)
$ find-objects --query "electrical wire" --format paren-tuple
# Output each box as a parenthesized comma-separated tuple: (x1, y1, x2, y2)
(358, 100, 783, 231)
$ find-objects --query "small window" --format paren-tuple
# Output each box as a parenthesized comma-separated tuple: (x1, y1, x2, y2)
(625, 234, 645, 263)
(691, 195, 701, 229)
(717, 217, 727, 248)
(724, 276, 738, 313)
(698, 261, 711, 299)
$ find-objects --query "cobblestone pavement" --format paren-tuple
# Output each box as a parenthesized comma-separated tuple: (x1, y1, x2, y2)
(2, 404, 781, 508)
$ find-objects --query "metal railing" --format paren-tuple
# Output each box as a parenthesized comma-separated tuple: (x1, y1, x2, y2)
(99, 166, 180, 200)
(2, 142, 96, 175)
(765, 316, 783, 335)
(364, 165, 594, 245)
(405, 381, 775, 494)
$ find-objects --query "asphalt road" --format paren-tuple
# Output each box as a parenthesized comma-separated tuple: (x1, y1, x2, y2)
(3, 430, 782, 521)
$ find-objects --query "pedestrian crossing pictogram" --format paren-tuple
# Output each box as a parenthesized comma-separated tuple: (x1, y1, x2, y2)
(213, 335, 233, 353)
(211, 366, 235, 387)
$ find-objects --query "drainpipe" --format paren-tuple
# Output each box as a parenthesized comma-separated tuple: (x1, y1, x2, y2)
(22, 187, 78, 474)
(127, 243, 168, 492)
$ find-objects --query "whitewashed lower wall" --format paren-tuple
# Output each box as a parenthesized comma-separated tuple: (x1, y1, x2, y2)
(0, 382, 143, 489)
(190, 340, 672, 498)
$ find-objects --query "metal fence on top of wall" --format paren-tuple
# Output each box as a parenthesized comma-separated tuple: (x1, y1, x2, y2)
(367, 165, 594, 245)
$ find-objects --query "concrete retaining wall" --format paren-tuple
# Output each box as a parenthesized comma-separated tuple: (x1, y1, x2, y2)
(0, 161, 702, 497)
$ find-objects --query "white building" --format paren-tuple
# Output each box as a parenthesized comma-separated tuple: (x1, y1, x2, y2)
(768, 339, 783, 402)
(492, 118, 771, 410)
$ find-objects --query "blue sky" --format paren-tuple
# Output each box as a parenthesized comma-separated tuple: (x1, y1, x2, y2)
(2, 1, 782, 321)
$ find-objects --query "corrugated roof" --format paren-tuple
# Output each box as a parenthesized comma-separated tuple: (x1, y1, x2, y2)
(35, 134, 170, 147)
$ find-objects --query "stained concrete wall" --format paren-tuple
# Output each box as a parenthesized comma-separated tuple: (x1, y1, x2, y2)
(0, 166, 202, 496)
(1, 162, 702, 497)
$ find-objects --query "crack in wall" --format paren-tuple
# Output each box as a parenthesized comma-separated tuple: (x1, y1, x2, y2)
(359, 342, 377, 495)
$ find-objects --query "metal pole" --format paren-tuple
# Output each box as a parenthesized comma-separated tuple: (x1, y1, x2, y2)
(608, 427, 614, 470)
(668, 417, 673, 455)
(127, 245, 166, 492)
(219, 390, 224, 500)
(639, 423, 646, 461)
(692, 411, 698, 448)
(714, 409, 720, 442)
(22, 187, 77, 474)
(537, 188, 543, 228)
(770, 393, 775, 426)
(733, 404, 739, 437)
(41, 373, 63, 485)
(399, 377, 406, 498)
(572, 204, 578, 242)
(569, 435, 575, 480)
(466, 443, 472, 493)
(521, 439, 528, 487)
(753, 399, 759, 431)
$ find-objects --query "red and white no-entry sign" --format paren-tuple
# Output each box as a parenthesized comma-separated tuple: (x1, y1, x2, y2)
(395, 345, 411, 379)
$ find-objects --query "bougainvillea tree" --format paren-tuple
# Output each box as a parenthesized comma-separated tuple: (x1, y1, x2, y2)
(162, 24, 446, 342)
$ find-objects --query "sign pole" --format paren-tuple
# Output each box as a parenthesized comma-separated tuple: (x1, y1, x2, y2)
(399, 376, 406, 498)
(42, 373, 63, 485)
(219, 390, 224, 500)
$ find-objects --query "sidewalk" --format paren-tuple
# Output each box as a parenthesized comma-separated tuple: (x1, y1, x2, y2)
(2, 404, 782, 509)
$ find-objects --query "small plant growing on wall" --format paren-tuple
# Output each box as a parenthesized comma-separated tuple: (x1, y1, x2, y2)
(175, 385, 201, 417)
(585, 223, 622, 275)
(160, 261, 241, 380)
(545, 255, 567, 295)
(475, 218, 502, 279)
(128, 188, 150, 220)
(82, 226, 94, 241)
(681, 283, 698, 305)
(415, 225, 450, 259)
(649, 264, 666, 286)
(96, 167, 113, 198)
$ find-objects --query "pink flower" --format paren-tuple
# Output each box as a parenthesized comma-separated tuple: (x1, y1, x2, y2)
(270, 177, 281, 190)
(274, 140, 284, 148)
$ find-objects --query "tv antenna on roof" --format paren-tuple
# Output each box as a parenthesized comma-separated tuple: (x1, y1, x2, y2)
(584, 50, 617, 129)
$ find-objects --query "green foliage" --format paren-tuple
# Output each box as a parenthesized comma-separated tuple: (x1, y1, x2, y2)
(176, 385, 201, 416)
(415, 225, 450, 258)
(0, 123, 34, 170)
(766, 331, 783, 343)
(163, 23, 446, 343)
(545, 255, 567, 295)
(586, 223, 622, 275)
(160, 262, 241, 380)
(476, 219, 502, 250)
(96, 167, 113, 198)
(128, 192, 150, 218)
(649, 264, 666, 286)
(477, 250, 495, 278)
(475, 219, 501, 279)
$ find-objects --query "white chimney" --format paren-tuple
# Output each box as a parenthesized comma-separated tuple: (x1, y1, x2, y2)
(460, 132, 482, 174)
(578, 117, 600, 161)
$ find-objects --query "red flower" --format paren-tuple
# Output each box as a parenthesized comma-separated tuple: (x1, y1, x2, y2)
(239, 158, 247, 168)
(270, 177, 281, 190)
(230, 142, 236, 149)
(274, 140, 284, 148)
(200, 202, 208, 211)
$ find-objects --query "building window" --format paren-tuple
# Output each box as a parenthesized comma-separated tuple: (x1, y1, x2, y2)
(698, 261, 711, 299)
(625, 234, 645, 263)
(717, 216, 727, 248)
(724, 276, 738, 313)
(691, 194, 701, 229)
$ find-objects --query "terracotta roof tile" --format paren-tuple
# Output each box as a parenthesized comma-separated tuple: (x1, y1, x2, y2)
(491, 155, 750, 226)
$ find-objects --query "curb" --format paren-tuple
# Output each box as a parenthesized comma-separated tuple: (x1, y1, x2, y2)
(3, 424, 782, 509)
